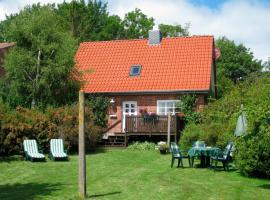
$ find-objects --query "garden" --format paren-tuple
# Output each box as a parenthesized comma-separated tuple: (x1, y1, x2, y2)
(1, 149, 270, 200)
(0, 1, 270, 199)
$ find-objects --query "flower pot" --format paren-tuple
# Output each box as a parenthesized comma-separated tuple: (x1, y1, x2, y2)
(159, 149, 167, 154)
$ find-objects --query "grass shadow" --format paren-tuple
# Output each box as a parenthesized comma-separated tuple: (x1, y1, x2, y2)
(0, 155, 23, 163)
(258, 184, 270, 189)
(0, 183, 62, 200)
(87, 148, 108, 155)
(87, 191, 121, 198)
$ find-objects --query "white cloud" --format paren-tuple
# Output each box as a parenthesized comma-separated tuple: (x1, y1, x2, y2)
(107, 0, 270, 61)
(0, 0, 70, 21)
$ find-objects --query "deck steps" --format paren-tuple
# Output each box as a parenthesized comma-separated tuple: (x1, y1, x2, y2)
(101, 135, 126, 147)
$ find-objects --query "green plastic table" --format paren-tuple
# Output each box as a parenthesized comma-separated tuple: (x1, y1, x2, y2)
(188, 147, 221, 167)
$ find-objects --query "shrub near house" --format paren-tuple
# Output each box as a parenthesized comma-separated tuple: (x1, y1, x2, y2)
(180, 73, 270, 178)
(0, 103, 105, 155)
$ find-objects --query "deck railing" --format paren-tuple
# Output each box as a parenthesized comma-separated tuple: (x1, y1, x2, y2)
(125, 115, 176, 134)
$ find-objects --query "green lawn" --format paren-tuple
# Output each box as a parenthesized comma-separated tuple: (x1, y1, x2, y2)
(0, 149, 270, 200)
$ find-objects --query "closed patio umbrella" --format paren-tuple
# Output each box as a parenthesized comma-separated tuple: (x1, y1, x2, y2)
(234, 104, 247, 137)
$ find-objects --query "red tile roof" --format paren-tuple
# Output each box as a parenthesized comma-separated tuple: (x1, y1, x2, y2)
(75, 36, 214, 93)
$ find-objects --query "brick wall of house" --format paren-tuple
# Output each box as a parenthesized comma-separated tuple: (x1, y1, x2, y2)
(106, 94, 205, 134)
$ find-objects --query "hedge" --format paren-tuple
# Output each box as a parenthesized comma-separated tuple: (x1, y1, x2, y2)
(0, 103, 105, 155)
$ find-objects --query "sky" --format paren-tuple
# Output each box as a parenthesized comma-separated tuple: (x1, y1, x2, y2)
(0, 0, 269, 62)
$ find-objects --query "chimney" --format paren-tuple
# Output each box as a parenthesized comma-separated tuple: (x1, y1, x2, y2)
(148, 30, 162, 45)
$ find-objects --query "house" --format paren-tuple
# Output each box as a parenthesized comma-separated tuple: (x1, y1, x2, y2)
(0, 42, 15, 77)
(75, 30, 217, 146)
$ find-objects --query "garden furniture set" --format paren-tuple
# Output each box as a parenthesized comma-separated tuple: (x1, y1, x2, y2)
(170, 141, 234, 171)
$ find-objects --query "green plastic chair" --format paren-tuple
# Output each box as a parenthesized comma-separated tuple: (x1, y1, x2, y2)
(211, 142, 233, 171)
(49, 139, 68, 161)
(170, 142, 183, 168)
(193, 140, 206, 148)
(23, 139, 45, 162)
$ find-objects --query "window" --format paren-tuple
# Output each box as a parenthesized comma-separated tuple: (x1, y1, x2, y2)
(157, 100, 180, 115)
(130, 65, 141, 76)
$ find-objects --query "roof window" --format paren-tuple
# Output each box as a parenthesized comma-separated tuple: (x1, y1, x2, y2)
(130, 65, 141, 76)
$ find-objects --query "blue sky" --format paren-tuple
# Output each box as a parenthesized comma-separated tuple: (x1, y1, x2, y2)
(188, 0, 270, 9)
(188, 0, 229, 9)
(0, 0, 270, 62)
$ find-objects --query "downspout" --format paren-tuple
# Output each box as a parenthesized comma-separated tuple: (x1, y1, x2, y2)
(213, 40, 218, 99)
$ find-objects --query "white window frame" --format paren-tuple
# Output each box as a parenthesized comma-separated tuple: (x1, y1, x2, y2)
(157, 100, 180, 116)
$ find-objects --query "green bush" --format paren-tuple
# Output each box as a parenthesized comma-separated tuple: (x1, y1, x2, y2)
(235, 104, 270, 178)
(46, 103, 104, 152)
(87, 96, 110, 127)
(127, 141, 157, 151)
(180, 73, 270, 178)
(0, 106, 53, 155)
(178, 94, 201, 124)
(0, 103, 105, 155)
(179, 123, 201, 149)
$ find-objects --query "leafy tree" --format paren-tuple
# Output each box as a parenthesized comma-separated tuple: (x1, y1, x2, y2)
(122, 8, 154, 39)
(57, 0, 123, 41)
(159, 23, 189, 37)
(0, 5, 79, 108)
(56, 0, 87, 40)
(99, 15, 123, 40)
(0, 13, 18, 42)
(215, 37, 262, 96)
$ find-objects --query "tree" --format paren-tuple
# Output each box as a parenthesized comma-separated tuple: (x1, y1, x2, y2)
(159, 23, 189, 37)
(56, 0, 87, 40)
(57, 0, 123, 41)
(0, 5, 79, 108)
(215, 37, 262, 97)
(122, 8, 154, 39)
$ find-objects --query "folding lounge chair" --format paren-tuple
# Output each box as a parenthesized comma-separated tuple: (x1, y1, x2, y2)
(49, 139, 68, 161)
(23, 139, 45, 161)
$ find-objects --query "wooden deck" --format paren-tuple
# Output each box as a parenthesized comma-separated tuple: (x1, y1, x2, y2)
(125, 115, 176, 133)
(102, 115, 181, 147)
(124, 115, 178, 146)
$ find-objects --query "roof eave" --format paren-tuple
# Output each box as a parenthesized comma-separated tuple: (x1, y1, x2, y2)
(85, 89, 210, 95)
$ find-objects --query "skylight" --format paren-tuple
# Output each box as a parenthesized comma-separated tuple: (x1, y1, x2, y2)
(130, 65, 141, 76)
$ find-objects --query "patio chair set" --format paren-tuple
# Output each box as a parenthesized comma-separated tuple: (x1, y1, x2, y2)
(170, 141, 234, 171)
(23, 139, 68, 162)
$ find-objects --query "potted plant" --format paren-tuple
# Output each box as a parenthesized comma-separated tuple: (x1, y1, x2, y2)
(158, 141, 168, 154)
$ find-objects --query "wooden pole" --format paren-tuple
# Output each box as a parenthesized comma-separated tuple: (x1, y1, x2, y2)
(125, 131, 127, 147)
(167, 113, 171, 147)
(79, 90, 86, 198)
(174, 115, 177, 143)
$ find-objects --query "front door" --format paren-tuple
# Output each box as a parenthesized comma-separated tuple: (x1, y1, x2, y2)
(122, 101, 137, 132)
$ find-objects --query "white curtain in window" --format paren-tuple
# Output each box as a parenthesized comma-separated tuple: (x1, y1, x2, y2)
(157, 100, 179, 115)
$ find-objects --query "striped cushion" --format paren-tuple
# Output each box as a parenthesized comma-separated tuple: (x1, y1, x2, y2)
(30, 153, 45, 158)
(23, 140, 45, 158)
(50, 139, 68, 158)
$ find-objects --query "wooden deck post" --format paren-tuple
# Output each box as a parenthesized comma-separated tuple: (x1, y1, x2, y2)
(79, 91, 86, 198)
(125, 131, 127, 147)
(167, 113, 171, 147)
